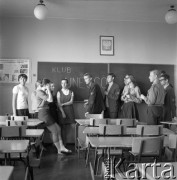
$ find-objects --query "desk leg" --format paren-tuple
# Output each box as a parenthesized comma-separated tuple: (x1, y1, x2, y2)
(4, 153, 7, 165)
(75, 123, 78, 152)
(85, 143, 90, 167)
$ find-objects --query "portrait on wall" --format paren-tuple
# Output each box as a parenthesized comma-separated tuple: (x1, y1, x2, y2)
(100, 36, 114, 56)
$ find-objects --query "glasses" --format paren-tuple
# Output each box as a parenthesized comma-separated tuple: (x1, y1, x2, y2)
(124, 76, 129, 80)
(159, 78, 165, 81)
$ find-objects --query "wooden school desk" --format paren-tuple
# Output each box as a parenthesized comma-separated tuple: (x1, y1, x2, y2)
(0, 166, 14, 180)
(0, 140, 29, 165)
(25, 119, 44, 127)
(161, 121, 177, 125)
(24, 129, 44, 138)
(75, 119, 90, 126)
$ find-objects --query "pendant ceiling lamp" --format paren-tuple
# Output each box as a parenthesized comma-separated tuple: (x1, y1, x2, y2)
(34, 0, 48, 20)
(165, 5, 177, 24)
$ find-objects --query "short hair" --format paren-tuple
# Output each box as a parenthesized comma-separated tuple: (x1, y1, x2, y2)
(160, 74, 170, 81)
(35, 80, 42, 89)
(107, 73, 116, 78)
(161, 70, 166, 76)
(150, 70, 161, 78)
(18, 74, 28, 81)
(129, 75, 136, 83)
(41, 78, 50, 86)
(61, 78, 68, 84)
(83, 73, 92, 78)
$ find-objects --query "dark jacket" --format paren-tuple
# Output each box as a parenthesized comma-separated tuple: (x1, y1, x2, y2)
(104, 82, 120, 113)
(87, 82, 105, 114)
(163, 84, 176, 121)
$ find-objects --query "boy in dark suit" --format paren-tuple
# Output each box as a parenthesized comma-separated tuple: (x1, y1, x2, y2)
(159, 74, 176, 121)
(83, 73, 105, 116)
(104, 73, 120, 118)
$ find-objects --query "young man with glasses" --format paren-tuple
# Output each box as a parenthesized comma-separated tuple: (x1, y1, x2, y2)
(159, 74, 176, 122)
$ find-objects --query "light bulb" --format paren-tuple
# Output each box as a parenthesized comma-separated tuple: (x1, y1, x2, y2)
(165, 6, 177, 24)
(34, 2, 48, 20)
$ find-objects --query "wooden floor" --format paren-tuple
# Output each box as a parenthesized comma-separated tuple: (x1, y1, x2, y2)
(13, 144, 92, 180)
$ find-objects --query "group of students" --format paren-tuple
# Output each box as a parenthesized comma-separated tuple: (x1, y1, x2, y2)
(12, 74, 73, 154)
(11, 70, 176, 153)
(83, 70, 176, 125)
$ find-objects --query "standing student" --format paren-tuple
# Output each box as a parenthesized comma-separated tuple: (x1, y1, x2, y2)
(159, 74, 176, 121)
(12, 74, 29, 117)
(48, 82, 60, 125)
(83, 73, 105, 116)
(57, 78, 75, 144)
(31, 80, 42, 118)
(141, 70, 165, 125)
(121, 75, 141, 120)
(36, 78, 71, 154)
(104, 73, 120, 118)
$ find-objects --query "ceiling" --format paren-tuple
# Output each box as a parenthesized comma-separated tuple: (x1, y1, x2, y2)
(0, 0, 177, 22)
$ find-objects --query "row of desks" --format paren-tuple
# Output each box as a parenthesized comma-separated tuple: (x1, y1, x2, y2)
(76, 119, 177, 180)
(0, 119, 44, 127)
(83, 127, 174, 136)
(0, 119, 44, 180)
(76, 119, 177, 126)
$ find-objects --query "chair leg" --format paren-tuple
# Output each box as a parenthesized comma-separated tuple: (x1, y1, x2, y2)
(84, 148, 87, 160)
(85, 143, 90, 167)
(78, 147, 80, 158)
(96, 155, 102, 175)
(94, 153, 98, 175)
(29, 167, 34, 180)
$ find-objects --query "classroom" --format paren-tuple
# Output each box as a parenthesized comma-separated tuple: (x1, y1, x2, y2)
(0, 0, 177, 180)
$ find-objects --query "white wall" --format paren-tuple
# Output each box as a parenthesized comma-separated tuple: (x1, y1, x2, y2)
(0, 17, 177, 115)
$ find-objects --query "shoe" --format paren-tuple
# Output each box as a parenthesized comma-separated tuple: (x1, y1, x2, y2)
(60, 149, 72, 154)
(58, 151, 65, 155)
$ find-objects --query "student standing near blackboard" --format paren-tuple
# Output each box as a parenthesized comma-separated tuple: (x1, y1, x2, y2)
(12, 74, 29, 117)
(57, 78, 75, 144)
(159, 74, 176, 122)
(141, 70, 165, 125)
(83, 73, 105, 116)
(104, 73, 120, 118)
(121, 75, 142, 120)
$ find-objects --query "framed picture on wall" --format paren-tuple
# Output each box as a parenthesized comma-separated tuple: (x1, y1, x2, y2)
(100, 36, 114, 56)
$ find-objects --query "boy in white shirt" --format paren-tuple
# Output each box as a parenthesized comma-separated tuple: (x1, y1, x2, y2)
(12, 74, 29, 117)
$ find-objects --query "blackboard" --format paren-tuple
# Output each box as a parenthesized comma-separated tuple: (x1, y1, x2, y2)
(110, 63, 174, 95)
(38, 62, 107, 101)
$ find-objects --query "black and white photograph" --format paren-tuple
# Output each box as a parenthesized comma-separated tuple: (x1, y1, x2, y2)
(0, 0, 177, 180)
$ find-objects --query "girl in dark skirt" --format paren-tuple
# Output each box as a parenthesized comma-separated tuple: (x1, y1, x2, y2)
(121, 75, 142, 120)
(57, 78, 75, 144)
